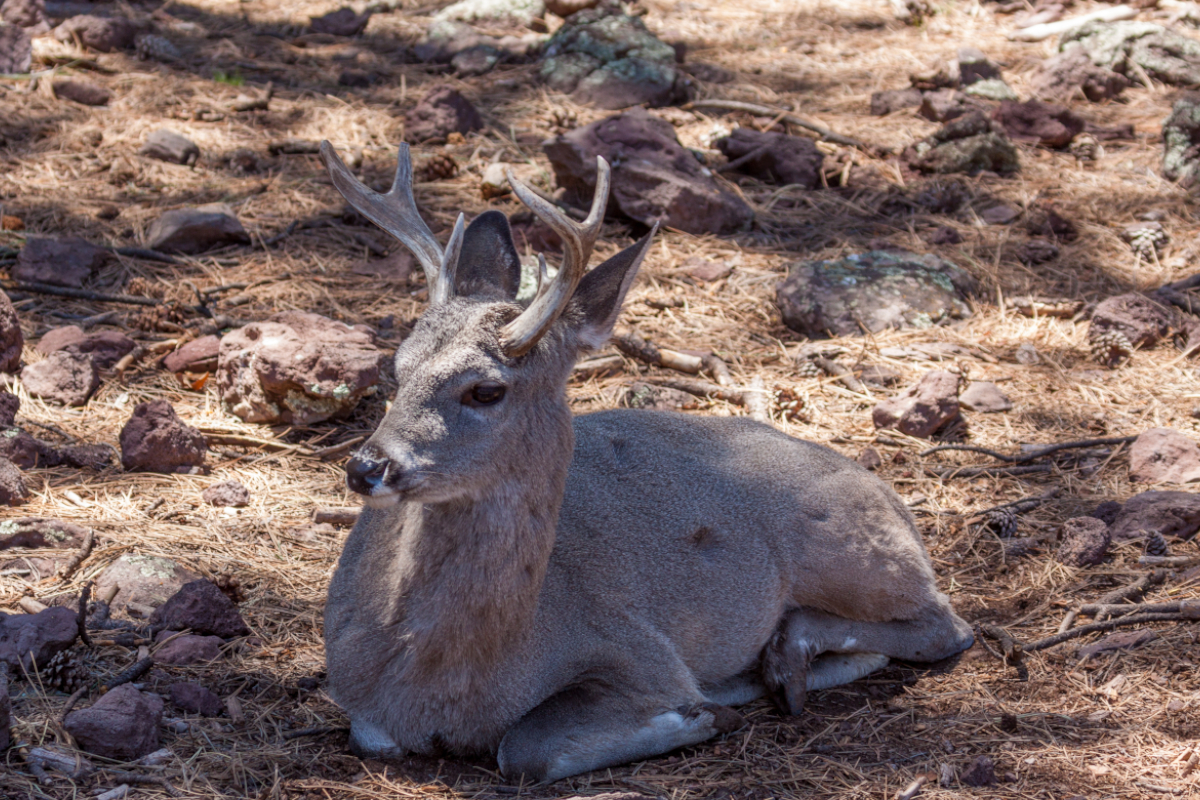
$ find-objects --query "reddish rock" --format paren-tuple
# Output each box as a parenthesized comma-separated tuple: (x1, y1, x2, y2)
(993, 99, 1084, 149)
(163, 335, 220, 373)
(1, 0, 49, 33)
(1088, 293, 1173, 349)
(21, 351, 101, 406)
(1027, 205, 1079, 241)
(154, 633, 223, 665)
(716, 128, 824, 189)
(1107, 491, 1200, 541)
(147, 204, 250, 255)
(1057, 516, 1110, 567)
(119, 400, 207, 473)
(169, 681, 223, 716)
(309, 6, 371, 35)
(870, 88, 923, 116)
(917, 89, 985, 123)
(0, 607, 78, 671)
(1129, 428, 1200, 484)
(53, 78, 111, 106)
(683, 256, 732, 283)
(544, 108, 753, 235)
(959, 381, 1012, 413)
(0, 23, 30, 73)
(1031, 49, 1129, 103)
(352, 251, 415, 281)
(202, 479, 250, 507)
(217, 311, 383, 425)
(14, 237, 109, 288)
(151, 580, 250, 638)
(0, 518, 94, 578)
(63, 684, 163, 760)
(0, 290, 22, 373)
(872, 370, 961, 439)
(37, 325, 135, 370)
(404, 86, 483, 142)
(0, 456, 28, 505)
(94, 555, 201, 615)
(53, 15, 135, 52)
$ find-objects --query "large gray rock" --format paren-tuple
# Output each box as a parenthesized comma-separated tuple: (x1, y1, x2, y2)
(872, 370, 961, 439)
(1088, 292, 1173, 349)
(1163, 95, 1200, 190)
(139, 129, 200, 166)
(0, 289, 22, 373)
(404, 86, 483, 143)
(64, 684, 163, 760)
(0, 607, 77, 671)
(1057, 516, 1110, 567)
(906, 111, 1019, 175)
(147, 204, 250, 255)
(1062, 21, 1200, 87)
(1, 0, 49, 33)
(539, 6, 685, 109)
(776, 250, 974, 339)
(545, 108, 752, 235)
(14, 237, 109, 288)
(216, 311, 383, 425)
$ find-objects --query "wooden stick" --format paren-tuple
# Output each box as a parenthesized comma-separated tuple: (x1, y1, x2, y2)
(1, 281, 161, 306)
(926, 464, 1053, 479)
(110, 246, 179, 264)
(613, 332, 704, 375)
(314, 435, 366, 462)
(282, 725, 349, 741)
(1139, 555, 1200, 568)
(55, 531, 94, 584)
(921, 436, 1137, 464)
(313, 507, 359, 526)
(685, 99, 877, 153)
(977, 623, 1023, 666)
(1025, 612, 1188, 652)
(100, 656, 153, 693)
(77, 582, 93, 649)
(1096, 571, 1166, 607)
(573, 354, 625, 380)
(19, 597, 48, 614)
(813, 357, 866, 394)
(1007, 4, 1138, 41)
(1080, 600, 1199, 619)
(26, 746, 95, 779)
(894, 774, 931, 800)
(1057, 609, 1078, 634)
(646, 376, 752, 406)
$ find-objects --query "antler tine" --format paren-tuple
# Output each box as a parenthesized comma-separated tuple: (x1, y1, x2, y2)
(319, 141, 449, 298)
(433, 213, 466, 305)
(500, 157, 611, 357)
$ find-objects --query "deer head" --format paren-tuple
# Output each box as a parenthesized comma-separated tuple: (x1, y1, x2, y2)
(320, 143, 655, 508)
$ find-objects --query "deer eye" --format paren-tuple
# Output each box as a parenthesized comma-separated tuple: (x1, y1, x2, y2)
(464, 383, 506, 407)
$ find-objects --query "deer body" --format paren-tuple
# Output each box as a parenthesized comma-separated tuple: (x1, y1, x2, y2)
(319, 143, 974, 783)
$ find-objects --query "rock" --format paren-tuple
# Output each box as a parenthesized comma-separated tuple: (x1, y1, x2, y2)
(1078, 629, 1157, 660)
(119, 400, 207, 473)
(202, 479, 250, 507)
(1015, 343, 1041, 365)
(338, 68, 373, 87)
(169, 682, 223, 716)
(917, 89, 986, 123)
(154, 633, 223, 665)
(0, 23, 31, 74)
(906, 111, 1020, 175)
(1162, 94, 1200, 190)
(1088, 293, 1173, 349)
(147, 204, 250, 255)
(621, 382, 697, 411)
(14, 237, 109, 288)
(539, 7, 685, 109)
(776, 250, 974, 339)
(453, 44, 503, 76)
(1, 0, 48, 33)
(413, 20, 539, 64)
(544, 108, 753, 235)
(0, 409, 111, 468)
(545, 0, 597, 17)
(139, 129, 200, 166)
(957, 46, 1002, 86)
(1129, 428, 1200, 484)
(162, 335, 220, 373)
(93, 555, 201, 615)
(404, 86, 483, 143)
(857, 447, 882, 470)
(0, 290, 22, 373)
(1057, 516, 1110, 567)
(715, 128, 823, 189)
(1017, 238, 1059, 265)
(959, 381, 1012, 413)
(480, 161, 511, 199)
(434, 0, 544, 26)
(1107, 491, 1200, 541)
(309, 7, 371, 36)
(1062, 21, 1200, 87)
(37, 326, 135, 370)
(0, 456, 28, 505)
(993, 100, 1084, 149)
(0, 389, 15, 426)
(0, 519, 93, 581)
(53, 78, 110, 106)
(1026, 205, 1078, 241)
(870, 88, 923, 116)
(872, 370, 961, 439)
(960, 755, 996, 787)
(683, 256, 732, 283)
(217, 311, 383, 425)
(21, 351, 100, 406)
(1031, 49, 1129, 102)
(150, 580, 250, 638)
(53, 15, 135, 52)
(979, 203, 1020, 225)
(962, 78, 1017, 101)
(0, 607, 77, 671)
(63, 684, 163, 761)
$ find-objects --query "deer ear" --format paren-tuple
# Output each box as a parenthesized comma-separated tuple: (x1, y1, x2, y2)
(569, 228, 655, 351)
(455, 211, 522, 299)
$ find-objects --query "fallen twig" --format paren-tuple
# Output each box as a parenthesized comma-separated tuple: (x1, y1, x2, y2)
(1, 281, 160, 306)
(1139, 555, 1200, 568)
(813, 357, 866, 394)
(101, 656, 154, 693)
(101, 770, 182, 796)
(55, 530, 94, 584)
(1007, 4, 1138, 41)
(977, 623, 1023, 666)
(894, 773, 932, 800)
(231, 81, 273, 112)
(926, 464, 1053, 479)
(685, 98, 878, 153)
(313, 507, 359, 526)
(110, 246, 179, 264)
(26, 745, 95, 780)
(202, 432, 312, 455)
(573, 354, 625, 380)
(1026, 612, 1189, 652)
(921, 436, 1137, 464)
(646, 376, 753, 406)
(314, 435, 367, 462)
(1097, 571, 1166, 607)
(1080, 600, 1200, 619)
(614, 332, 704, 375)
(282, 725, 349, 742)
(77, 582, 93, 649)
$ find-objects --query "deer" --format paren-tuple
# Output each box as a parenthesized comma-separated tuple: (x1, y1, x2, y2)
(319, 140, 975, 784)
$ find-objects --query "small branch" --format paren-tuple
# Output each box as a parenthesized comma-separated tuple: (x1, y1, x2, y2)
(1007, 4, 1138, 42)
(77, 582, 93, 649)
(1057, 609, 1078, 635)
(60, 685, 89, 721)
(282, 725, 349, 742)
(716, 141, 773, 173)
(813, 357, 866, 394)
(1, 281, 161, 307)
(1080, 600, 1199, 619)
(57, 531, 95, 584)
(613, 332, 704, 375)
(702, 354, 733, 386)
(231, 81, 273, 112)
(685, 99, 879, 154)
(261, 220, 299, 248)
(101, 656, 154, 693)
(110, 247, 179, 264)
(926, 464, 1053, 479)
(573, 354, 625, 380)
(26, 746, 95, 780)
(920, 436, 1137, 465)
(100, 771, 182, 796)
(313, 435, 366, 462)
(1025, 612, 1188, 652)
(19, 597, 48, 614)
(1096, 571, 1166, 607)
(646, 376, 752, 406)
(1139, 555, 1200, 568)
(312, 507, 359, 526)
(202, 432, 311, 455)
(894, 773, 931, 800)
(977, 623, 1023, 666)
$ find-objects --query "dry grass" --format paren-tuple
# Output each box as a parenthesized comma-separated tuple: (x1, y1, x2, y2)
(3, 0, 1200, 797)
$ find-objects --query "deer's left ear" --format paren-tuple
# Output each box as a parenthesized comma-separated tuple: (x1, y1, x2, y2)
(455, 211, 523, 300)
(568, 228, 656, 352)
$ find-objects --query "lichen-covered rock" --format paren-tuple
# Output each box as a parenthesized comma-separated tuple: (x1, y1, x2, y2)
(0, 607, 78, 671)
(906, 111, 1019, 175)
(1129, 428, 1200, 484)
(1057, 516, 1110, 567)
(1106, 491, 1200, 540)
(216, 311, 382, 425)
(715, 128, 824, 189)
(434, 0, 544, 26)
(1031, 49, 1129, 102)
(1088, 292, 1173, 349)
(147, 204, 250, 255)
(1, 0, 49, 34)
(1163, 94, 1200, 189)
(119, 400, 207, 473)
(0, 456, 28, 505)
(993, 100, 1084, 149)
(53, 15, 136, 52)
(539, 6, 686, 109)
(404, 86, 484, 143)
(21, 351, 101, 406)
(1062, 21, 1200, 87)
(151, 579, 249, 638)
(14, 237, 109, 288)
(37, 325, 135, 369)
(94, 554, 201, 615)
(544, 108, 753, 235)
(0, 290, 22, 373)
(776, 250, 975, 339)
(872, 370, 962, 439)
(64, 684, 163, 760)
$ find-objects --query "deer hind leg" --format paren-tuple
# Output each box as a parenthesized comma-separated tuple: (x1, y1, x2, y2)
(498, 681, 744, 784)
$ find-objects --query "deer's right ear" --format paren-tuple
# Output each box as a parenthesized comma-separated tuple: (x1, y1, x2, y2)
(569, 228, 656, 351)
(455, 210, 523, 300)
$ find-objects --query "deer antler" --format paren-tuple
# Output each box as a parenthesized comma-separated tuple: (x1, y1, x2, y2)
(320, 141, 463, 303)
(501, 157, 611, 357)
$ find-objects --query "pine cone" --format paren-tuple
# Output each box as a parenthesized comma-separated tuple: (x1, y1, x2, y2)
(1089, 329, 1133, 368)
(795, 359, 822, 379)
(985, 507, 1019, 538)
(1069, 133, 1101, 163)
(1144, 530, 1169, 557)
(125, 277, 166, 299)
(1122, 221, 1168, 259)
(136, 34, 182, 62)
(42, 648, 88, 694)
(772, 385, 809, 423)
(215, 571, 246, 604)
(417, 153, 457, 182)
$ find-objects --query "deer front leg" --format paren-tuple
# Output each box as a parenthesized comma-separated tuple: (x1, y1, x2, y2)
(497, 682, 744, 784)
(348, 717, 404, 760)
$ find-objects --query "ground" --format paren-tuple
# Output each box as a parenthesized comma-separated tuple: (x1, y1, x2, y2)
(2, 0, 1200, 798)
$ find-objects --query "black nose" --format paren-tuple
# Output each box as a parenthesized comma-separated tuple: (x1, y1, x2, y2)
(346, 453, 388, 495)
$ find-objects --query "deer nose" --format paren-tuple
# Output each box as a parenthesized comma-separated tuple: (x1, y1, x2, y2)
(346, 453, 388, 495)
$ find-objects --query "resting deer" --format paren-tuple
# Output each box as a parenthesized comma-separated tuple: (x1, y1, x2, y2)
(319, 141, 974, 783)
